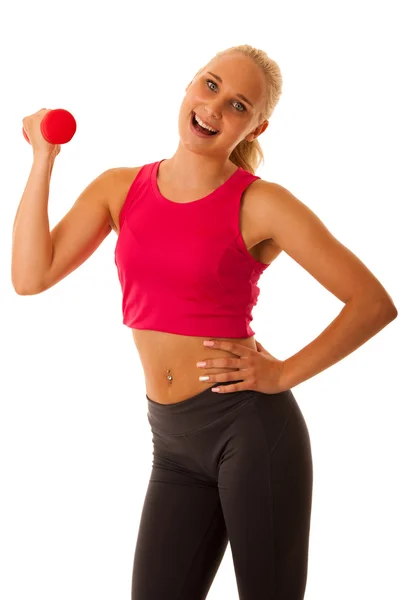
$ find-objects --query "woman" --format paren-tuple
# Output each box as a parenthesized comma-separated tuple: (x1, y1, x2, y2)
(13, 44, 397, 599)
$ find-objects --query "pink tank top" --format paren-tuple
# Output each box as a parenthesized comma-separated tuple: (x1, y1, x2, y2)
(114, 159, 270, 338)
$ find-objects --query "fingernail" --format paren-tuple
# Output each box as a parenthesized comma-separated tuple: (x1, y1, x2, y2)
(203, 341, 214, 346)
(199, 375, 210, 381)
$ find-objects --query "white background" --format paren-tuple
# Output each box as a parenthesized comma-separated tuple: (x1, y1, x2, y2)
(1, 0, 399, 598)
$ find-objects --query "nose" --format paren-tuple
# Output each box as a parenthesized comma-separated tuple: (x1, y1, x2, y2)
(203, 101, 223, 123)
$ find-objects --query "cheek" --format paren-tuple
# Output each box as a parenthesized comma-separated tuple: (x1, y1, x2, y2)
(188, 91, 203, 106)
(177, 100, 192, 123)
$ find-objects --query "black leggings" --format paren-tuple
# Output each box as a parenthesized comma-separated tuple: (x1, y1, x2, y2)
(132, 380, 313, 599)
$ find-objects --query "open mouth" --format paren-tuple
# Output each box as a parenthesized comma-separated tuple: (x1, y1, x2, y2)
(191, 111, 219, 136)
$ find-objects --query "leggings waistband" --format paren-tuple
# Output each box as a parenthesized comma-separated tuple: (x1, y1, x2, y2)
(146, 380, 262, 435)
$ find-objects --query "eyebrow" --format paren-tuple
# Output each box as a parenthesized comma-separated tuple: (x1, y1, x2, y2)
(206, 71, 254, 108)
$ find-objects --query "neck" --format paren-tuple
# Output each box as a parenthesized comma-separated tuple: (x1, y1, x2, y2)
(164, 145, 237, 189)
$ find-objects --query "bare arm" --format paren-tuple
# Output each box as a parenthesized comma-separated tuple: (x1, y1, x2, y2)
(12, 153, 55, 294)
(251, 180, 397, 390)
(12, 154, 115, 295)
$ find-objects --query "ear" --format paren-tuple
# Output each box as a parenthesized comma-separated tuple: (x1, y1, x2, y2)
(245, 119, 269, 142)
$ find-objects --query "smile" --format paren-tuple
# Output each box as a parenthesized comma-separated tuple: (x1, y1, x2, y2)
(190, 111, 220, 138)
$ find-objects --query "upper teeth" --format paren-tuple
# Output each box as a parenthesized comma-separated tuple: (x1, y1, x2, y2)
(194, 113, 218, 133)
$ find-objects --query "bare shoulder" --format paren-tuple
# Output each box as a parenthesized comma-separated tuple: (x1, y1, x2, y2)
(247, 177, 312, 243)
(106, 166, 143, 234)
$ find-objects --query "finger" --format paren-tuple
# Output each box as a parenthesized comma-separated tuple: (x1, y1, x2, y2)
(200, 358, 244, 369)
(205, 340, 244, 357)
(212, 380, 248, 393)
(199, 371, 237, 384)
(201, 369, 251, 384)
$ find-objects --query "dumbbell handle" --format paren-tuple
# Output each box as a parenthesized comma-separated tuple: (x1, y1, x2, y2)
(23, 109, 77, 145)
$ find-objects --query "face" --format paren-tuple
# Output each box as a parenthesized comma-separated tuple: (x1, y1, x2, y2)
(178, 53, 269, 158)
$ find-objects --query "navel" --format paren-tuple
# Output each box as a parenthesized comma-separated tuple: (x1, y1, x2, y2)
(165, 368, 173, 385)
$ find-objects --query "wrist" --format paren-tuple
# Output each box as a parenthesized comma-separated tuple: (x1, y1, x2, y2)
(33, 152, 56, 176)
(33, 151, 55, 162)
(278, 359, 293, 392)
(33, 147, 56, 163)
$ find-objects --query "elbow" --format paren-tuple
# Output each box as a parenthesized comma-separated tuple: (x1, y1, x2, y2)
(369, 295, 398, 322)
(12, 266, 44, 296)
(12, 281, 43, 296)
(377, 295, 398, 321)
(13, 287, 37, 296)
(349, 292, 398, 323)
(386, 303, 398, 321)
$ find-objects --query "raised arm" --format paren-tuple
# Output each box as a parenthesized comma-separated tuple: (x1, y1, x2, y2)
(12, 154, 117, 295)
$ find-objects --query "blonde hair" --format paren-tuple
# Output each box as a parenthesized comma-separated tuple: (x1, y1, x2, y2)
(192, 44, 283, 175)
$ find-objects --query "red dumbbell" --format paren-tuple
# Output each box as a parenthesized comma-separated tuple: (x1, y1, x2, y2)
(22, 109, 77, 145)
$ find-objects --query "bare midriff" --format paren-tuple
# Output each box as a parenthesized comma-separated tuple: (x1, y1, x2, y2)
(109, 164, 282, 405)
(132, 329, 258, 404)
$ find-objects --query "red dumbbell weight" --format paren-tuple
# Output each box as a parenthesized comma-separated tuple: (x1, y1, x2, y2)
(22, 109, 77, 145)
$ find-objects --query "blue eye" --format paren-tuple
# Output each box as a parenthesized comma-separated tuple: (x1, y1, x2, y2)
(205, 79, 246, 112)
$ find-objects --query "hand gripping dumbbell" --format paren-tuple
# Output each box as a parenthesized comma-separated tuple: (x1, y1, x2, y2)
(22, 108, 77, 145)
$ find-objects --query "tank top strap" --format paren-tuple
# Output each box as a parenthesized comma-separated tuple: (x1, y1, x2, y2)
(217, 167, 261, 234)
(119, 162, 155, 230)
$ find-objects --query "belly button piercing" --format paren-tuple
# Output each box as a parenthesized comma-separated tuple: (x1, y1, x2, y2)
(166, 369, 173, 384)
